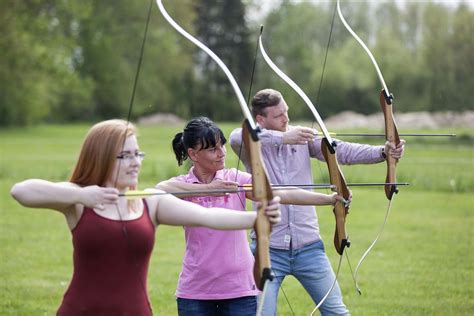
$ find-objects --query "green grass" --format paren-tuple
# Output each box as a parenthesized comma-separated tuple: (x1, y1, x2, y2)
(1, 123, 473, 315)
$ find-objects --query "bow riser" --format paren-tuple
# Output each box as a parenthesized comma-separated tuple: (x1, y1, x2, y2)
(380, 90, 401, 200)
(321, 138, 351, 255)
(242, 120, 274, 290)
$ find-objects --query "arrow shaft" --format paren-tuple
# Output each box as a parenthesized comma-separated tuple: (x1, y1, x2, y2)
(329, 133, 456, 137)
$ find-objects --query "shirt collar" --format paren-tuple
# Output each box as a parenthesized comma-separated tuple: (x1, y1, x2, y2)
(186, 166, 225, 183)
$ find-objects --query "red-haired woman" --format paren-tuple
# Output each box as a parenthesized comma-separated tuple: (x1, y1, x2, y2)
(10, 119, 281, 315)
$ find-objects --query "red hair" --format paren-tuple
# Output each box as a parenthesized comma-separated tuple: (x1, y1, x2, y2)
(70, 119, 136, 187)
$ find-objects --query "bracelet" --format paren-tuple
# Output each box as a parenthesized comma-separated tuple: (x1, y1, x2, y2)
(381, 147, 387, 159)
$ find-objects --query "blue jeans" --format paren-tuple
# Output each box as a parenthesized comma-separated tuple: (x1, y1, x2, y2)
(176, 295, 257, 316)
(251, 240, 349, 316)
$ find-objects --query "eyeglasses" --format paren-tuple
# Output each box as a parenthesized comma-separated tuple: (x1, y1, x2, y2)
(116, 151, 146, 161)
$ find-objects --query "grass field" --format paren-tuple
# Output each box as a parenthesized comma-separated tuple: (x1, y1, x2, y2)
(1, 122, 473, 315)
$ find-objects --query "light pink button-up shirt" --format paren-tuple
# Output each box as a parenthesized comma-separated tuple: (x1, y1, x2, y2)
(230, 127, 385, 250)
(172, 167, 259, 299)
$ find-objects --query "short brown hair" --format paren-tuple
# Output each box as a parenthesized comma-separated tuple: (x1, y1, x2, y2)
(70, 119, 136, 187)
(251, 89, 283, 117)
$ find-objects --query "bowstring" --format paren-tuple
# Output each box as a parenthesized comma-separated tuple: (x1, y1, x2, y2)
(354, 195, 395, 293)
(112, 0, 154, 305)
(233, 24, 260, 211)
(313, 1, 337, 193)
(310, 1, 358, 310)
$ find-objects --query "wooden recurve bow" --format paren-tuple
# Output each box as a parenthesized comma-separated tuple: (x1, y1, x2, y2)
(337, 0, 402, 293)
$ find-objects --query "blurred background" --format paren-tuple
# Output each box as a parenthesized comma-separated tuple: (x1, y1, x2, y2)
(1, 2, 473, 314)
(1, 0, 472, 127)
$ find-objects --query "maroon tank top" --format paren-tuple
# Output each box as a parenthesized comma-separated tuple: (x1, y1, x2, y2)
(57, 200, 155, 315)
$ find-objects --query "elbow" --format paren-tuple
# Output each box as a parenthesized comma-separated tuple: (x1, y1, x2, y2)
(10, 182, 27, 205)
(155, 180, 172, 192)
(229, 131, 242, 147)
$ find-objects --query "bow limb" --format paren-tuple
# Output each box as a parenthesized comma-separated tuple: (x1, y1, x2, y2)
(258, 29, 335, 146)
(259, 27, 350, 255)
(337, 0, 401, 200)
(156, 0, 274, 292)
(156, 0, 254, 129)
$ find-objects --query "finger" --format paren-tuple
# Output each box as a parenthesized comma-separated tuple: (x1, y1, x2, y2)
(265, 204, 280, 213)
(385, 141, 396, 150)
(300, 127, 315, 134)
(221, 180, 239, 186)
(104, 187, 119, 194)
(105, 195, 119, 204)
(269, 196, 281, 205)
(268, 216, 281, 224)
(265, 208, 281, 218)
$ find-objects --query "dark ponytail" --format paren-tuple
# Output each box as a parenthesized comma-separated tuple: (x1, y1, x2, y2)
(171, 117, 226, 166)
(172, 132, 187, 166)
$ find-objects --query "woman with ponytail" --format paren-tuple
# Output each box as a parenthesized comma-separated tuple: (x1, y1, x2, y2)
(157, 117, 348, 316)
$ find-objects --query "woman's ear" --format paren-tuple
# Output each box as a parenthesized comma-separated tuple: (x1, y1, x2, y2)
(187, 147, 198, 162)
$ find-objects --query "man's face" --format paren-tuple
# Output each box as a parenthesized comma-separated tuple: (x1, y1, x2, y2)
(257, 99, 289, 132)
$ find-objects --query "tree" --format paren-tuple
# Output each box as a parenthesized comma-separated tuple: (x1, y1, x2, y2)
(0, 0, 93, 126)
(192, 0, 253, 120)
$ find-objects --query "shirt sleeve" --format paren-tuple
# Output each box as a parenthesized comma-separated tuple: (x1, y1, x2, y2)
(229, 128, 244, 158)
(169, 174, 188, 183)
(230, 128, 285, 152)
(230, 127, 286, 172)
(308, 137, 385, 165)
(230, 168, 252, 185)
(256, 128, 285, 146)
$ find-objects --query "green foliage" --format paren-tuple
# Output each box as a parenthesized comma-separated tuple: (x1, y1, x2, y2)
(192, 0, 253, 120)
(0, 0, 94, 126)
(252, 1, 473, 118)
(0, 1, 472, 126)
(0, 123, 472, 315)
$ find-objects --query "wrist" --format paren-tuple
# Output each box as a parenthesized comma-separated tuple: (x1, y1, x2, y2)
(75, 186, 87, 205)
(381, 147, 387, 160)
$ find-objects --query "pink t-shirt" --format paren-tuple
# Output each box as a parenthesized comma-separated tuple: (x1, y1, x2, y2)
(173, 167, 258, 299)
